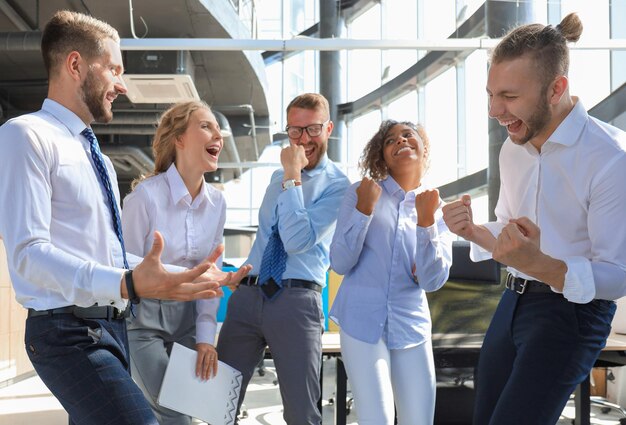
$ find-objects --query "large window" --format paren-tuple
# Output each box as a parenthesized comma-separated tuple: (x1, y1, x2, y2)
(246, 0, 623, 229)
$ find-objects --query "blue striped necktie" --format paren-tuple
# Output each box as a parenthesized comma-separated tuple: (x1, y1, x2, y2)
(258, 223, 287, 290)
(81, 128, 129, 269)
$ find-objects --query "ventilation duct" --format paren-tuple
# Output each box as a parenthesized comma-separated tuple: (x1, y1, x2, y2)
(122, 50, 200, 104)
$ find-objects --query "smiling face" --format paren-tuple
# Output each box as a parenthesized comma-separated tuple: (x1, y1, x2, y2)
(286, 106, 333, 170)
(487, 55, 553, 147)
(175, 108, 223, 176)
(382, 123, 427, 179)
(80, 38, 126, 123)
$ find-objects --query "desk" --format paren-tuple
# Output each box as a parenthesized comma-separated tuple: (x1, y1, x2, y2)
(326, 331, 626, 425)
(575, 331, 626, 425)
(324, 332, 483, 425)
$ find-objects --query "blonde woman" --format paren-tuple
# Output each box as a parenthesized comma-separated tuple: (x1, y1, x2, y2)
(122, 101, 249, 424)
(329, 120, 453, 425)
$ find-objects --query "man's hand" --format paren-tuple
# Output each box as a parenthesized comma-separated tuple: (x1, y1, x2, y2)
(123, 231, 222, 301)
(196, 343, 218, 380)
(442, 194, 475, 239)
(492, 217, 541, 271)
(197, 243, 253, 291)
(415, 189, 440, 228)
(281, 144, 308, 179)
(355, 177, 381, 216)
(493, 217, 567, 290)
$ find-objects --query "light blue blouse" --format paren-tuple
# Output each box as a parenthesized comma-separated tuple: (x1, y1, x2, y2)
(329, 176, 453, 349)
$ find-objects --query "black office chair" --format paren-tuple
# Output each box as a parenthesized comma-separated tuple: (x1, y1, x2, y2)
(432, 240, 502, 425)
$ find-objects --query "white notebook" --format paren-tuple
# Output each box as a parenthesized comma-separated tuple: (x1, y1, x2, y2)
(158, 343, 242, 425)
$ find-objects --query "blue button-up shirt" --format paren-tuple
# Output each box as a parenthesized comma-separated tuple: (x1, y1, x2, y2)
(246, 154, 350, 286)
(329, 177, 453, 348)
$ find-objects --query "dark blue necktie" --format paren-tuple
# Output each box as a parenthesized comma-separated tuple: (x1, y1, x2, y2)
(258, 223, 287, 292)
(82, 128, 129, 269)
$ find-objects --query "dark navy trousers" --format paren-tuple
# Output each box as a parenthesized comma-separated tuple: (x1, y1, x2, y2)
(25, 313, 158, 425)
(473, 289, 616, 425)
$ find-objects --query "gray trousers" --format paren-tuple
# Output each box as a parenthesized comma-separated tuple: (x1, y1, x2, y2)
(127, 299, 197, 425)
(217, 285, 324, 425)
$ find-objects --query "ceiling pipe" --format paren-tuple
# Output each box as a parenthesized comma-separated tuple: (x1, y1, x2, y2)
(0, 31, 41, 50)
(1, 32, 625, 52)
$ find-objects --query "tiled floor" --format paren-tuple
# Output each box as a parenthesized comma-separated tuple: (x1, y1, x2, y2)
(1, 360, 625, 425)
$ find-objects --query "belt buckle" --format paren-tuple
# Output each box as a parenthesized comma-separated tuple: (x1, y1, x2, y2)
(506, 274, 528, 295)
(516, 279, 528, 294)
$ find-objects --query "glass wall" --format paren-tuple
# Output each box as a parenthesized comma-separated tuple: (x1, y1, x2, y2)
(248, 0, 622, 228)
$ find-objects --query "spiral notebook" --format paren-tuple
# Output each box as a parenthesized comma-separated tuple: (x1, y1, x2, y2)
(158, 343, 242, 425)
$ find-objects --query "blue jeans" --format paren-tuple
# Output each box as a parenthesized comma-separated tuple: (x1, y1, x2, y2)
(25, 313, 158, 425)
(473, 290, 616, 425)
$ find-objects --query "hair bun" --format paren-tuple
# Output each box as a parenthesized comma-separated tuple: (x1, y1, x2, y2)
(558, 13, 583, 43)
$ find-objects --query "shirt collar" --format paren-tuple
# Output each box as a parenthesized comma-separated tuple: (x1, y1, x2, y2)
(165, 163, 211, 208)
(42, 98, 89, 137)
(381, 175, 424, 198)
(545, 97, 587, 148)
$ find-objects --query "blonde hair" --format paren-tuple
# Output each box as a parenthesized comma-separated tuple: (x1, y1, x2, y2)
(131, 100, 211, 190)
(286, 93, 330, 119)
(41, 10, 120, 77)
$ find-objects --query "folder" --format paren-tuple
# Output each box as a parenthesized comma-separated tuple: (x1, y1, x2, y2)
(158, 343, 242, 425)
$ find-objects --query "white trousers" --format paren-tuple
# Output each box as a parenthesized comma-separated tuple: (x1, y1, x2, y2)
(339, 330, 436, 425)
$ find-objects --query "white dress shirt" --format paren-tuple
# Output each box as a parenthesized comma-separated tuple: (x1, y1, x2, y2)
(471, 99, 626, 303)
(329, 177, 453, 348)
(0, 99, 135, 310)
(121, 164, 224, 344)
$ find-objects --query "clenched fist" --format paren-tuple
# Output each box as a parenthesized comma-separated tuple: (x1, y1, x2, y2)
(415, 188, 440, 227)
(355, 177, 382, 216)
(442, 194, 475, 239)
(281, 144, 309, 177)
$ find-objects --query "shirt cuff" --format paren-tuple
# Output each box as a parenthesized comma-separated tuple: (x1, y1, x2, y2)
(561, 256, 596, 304)
(416, 222, 437, 245)
(195, 298, 219, 344)
(277, 183, 304, 214)
(195, 320, 218, 345)
(92, 265, 127, 310)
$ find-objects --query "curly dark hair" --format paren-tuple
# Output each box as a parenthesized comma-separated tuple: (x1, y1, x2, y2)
(359, 120, 430, 181)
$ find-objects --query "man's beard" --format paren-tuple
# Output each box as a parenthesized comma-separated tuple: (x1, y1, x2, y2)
(514, 90, 552, 146)
(81, 71, 112, 123)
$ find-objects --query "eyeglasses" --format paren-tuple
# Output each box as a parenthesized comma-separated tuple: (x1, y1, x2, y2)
(285, 120, 329, 139)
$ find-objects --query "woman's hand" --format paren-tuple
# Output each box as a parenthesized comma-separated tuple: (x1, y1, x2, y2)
(195, 343, 218, 380)
(415, 189, 440, 228)
(355, 177, 382, 216)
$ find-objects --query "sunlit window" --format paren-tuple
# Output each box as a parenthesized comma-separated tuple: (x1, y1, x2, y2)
(246, 0, 623, 229)
(424, 68, 458, 188)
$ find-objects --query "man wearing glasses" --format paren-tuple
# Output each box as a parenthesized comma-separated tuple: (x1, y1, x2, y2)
(218, 93, 350, 424)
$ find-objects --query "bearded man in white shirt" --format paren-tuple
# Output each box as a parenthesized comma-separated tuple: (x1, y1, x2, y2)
(443, 13, 626, 425)
(0, 11, 234, 425)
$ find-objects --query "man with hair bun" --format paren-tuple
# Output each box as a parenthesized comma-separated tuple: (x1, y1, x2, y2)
(443, 13, 626, 424)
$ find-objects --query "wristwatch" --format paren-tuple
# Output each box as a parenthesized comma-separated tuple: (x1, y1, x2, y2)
(282, 179, 302, 190)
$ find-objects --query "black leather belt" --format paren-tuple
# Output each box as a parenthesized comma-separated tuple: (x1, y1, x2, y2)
(241, 276, 322, 293)
(505, 274, 554, 295)
(27, 305, 127, 320)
